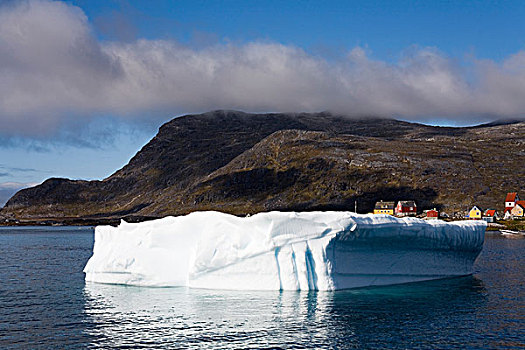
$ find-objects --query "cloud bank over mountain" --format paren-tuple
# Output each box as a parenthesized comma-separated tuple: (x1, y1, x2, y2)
(1, 0, 524, 138)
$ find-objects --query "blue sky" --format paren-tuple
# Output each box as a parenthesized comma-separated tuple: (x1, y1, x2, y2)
(76, 0, 524, 61)
(0, 0, 524, 204)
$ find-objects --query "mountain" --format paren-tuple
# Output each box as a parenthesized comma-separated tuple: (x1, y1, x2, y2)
(1, 110, 524, 225)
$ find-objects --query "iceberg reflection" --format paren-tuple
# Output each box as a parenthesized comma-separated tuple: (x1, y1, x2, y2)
(83, 276, 486, 348)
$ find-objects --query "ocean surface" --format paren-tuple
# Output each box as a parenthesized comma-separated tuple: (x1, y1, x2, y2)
(0, 227, 523, 349)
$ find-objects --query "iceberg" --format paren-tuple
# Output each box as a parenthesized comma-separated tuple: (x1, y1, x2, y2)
(84, 211, 486, 291)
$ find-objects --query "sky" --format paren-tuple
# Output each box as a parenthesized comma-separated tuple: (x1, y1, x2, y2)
(0, 0, 525, 205)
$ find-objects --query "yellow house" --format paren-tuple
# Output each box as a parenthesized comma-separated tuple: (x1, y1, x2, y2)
(511, 203, 524, 217)
(374, 201, 395, 215)
(467, 206, 482, 219)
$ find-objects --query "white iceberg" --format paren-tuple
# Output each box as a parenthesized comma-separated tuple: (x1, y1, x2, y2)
(84, 211, 486, 291)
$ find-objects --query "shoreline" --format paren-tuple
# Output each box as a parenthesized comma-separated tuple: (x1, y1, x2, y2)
(1, 213, 523, 232)
(0, 215, 161, 227)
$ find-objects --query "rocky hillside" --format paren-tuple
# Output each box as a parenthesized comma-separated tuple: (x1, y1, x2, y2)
(1, 110, 524, 225)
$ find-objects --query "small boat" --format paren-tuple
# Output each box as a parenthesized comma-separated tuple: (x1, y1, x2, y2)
(501, 229, 525, 236)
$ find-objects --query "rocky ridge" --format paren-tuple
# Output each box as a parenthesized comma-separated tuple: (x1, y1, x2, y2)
(1, 110, 524, 225)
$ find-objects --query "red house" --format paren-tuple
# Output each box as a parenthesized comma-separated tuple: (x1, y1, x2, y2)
(395, 201, 417, 216)
(426, 209, 439, 219)
(505, 192, 519, 213)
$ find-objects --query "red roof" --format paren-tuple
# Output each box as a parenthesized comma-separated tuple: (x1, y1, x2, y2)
(485, 210, 496, 217)
(505, 192, 517, 202)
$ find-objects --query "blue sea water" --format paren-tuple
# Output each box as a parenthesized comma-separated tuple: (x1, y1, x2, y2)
(0, 227, 523, 349)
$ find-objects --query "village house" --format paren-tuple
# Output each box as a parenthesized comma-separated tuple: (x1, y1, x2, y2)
(466, 206, 482, 220)
(373, 201, 395, 215)
(482, 209, 498, 223)
(504, 192, 519, 214)
(503, 192, 525, 219)
(395, 200, 417, 216)
(510, 202, 524, 217)
(425, 208, 439, 220)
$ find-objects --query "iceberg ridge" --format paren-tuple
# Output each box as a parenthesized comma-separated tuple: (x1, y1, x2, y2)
(84, 211, 486, 290)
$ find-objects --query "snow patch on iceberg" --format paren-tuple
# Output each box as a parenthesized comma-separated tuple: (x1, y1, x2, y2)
(84, 211, 485, 290)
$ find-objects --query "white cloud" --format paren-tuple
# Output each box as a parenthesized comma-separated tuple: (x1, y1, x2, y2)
(0, 0, 524, 139)
(0, 181, 40, 190)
